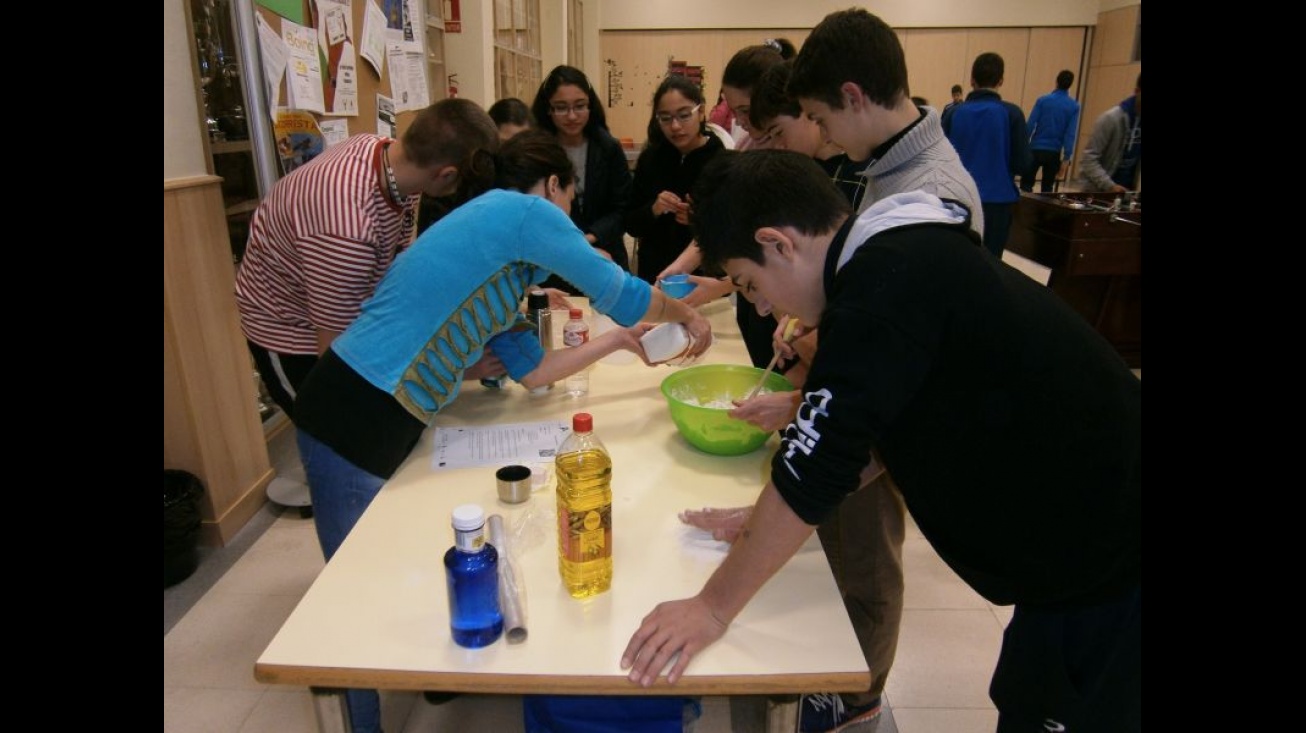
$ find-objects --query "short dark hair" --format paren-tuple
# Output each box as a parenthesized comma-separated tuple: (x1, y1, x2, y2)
(488, 97, 531, 128)
(531, 65, 610, 136)
(646, 74, 708, 149)
(402, 98, 499, 169)
(691, 150, 851, 269)
(748, 61, 801, 131)
(402, 98, 500, 203)
(1055, 70, 1074, 91)
(971, 52, 1004, 89)
(493, 129, 576, 193)
(951, 84, 964, 95)
(722, 38, 795, 93)
(788, 8, 908, 110)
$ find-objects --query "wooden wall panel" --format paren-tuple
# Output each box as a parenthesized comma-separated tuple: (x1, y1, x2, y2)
(1070, 4, 1139, 188)
(1082, 65, 1139, 132)
(1090, 5, 1139, 69)
(600, 24, 1092, 146)
(164, 176, 274, 546)
(599, 29, 811, 144)
(963, 28, 1031, 104)
(1021, 27, 1088, 112)
(899, 29, 970, 108)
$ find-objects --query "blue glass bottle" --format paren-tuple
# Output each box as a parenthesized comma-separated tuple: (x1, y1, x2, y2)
(444, 504, 504, 648)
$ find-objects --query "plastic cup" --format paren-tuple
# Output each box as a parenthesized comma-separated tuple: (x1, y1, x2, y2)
(658, 274, 697, 299)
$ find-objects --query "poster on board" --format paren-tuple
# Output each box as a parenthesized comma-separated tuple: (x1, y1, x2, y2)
(275, 109, 326, 174)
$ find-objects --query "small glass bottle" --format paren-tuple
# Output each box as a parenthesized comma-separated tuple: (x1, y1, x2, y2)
(563, 308, 590, 397)
(555, 413, 613, 598)
(443, 504, 503, 648)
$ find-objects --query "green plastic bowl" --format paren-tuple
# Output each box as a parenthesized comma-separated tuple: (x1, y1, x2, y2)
(660, 364, 795, 455)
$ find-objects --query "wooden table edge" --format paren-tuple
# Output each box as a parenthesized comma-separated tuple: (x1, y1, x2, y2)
(254, 663, 871, 696)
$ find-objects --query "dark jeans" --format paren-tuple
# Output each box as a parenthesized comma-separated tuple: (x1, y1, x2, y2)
(991, 585, 1141, 733)
(1021, 149, 1063, 193)
(981, 202, 1014, 258)
(247, 340, 318, 422)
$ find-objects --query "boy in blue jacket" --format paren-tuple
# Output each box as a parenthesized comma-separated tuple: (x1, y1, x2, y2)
(942, 52, 1031, 257)
(1020, 70, 1081, 193)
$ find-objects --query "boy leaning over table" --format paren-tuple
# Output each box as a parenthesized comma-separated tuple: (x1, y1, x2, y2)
(620, 150, 1141, 733)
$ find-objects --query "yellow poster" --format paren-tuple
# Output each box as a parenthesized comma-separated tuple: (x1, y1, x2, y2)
(274, 109, 326, 174)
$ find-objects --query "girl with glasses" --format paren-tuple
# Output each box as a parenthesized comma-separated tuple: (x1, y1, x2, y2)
(623, 74, 725, 284)
(529, 65, 634, 283)
(654, 40, 798, 372)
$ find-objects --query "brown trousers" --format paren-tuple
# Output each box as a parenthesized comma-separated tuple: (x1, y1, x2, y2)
(816, 470, 907, 704)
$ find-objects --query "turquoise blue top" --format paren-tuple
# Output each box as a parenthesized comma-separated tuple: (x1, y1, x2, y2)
(332, 189, 652, 422)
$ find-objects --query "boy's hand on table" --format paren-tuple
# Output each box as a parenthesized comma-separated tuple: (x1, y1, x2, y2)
(679, 506, 753, 543)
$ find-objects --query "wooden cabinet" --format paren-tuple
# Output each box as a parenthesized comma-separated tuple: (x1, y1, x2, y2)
(165, 176, 274, 547)
(1007, 192, 1142, 367)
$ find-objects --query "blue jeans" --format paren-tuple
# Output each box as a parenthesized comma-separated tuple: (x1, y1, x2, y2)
(296, 429, 387, 733)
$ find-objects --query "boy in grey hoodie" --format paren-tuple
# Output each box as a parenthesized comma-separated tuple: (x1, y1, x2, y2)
(1080, 74, 1142, 193)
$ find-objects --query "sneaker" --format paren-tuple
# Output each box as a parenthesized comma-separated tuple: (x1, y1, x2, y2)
(797, 693, 882, 733)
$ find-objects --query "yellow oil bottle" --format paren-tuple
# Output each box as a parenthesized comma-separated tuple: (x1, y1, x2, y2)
(555, 412, 612, 598)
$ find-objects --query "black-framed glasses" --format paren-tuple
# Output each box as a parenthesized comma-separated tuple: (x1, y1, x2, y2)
(655, 104, 702, 126)
(550, 102, 590, 116)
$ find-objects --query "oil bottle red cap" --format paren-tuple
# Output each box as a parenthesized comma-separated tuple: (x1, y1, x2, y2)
(572, 412, 593, 432)
(569, 308, 583, 319)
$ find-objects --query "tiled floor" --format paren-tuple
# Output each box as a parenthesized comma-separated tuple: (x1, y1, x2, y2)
(164, 425, 1019, 733)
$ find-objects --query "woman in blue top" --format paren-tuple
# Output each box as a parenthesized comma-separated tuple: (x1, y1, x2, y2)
(291, 129, 713, 733)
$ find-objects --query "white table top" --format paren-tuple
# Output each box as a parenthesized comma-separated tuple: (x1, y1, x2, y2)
(255, 297, 870, 696)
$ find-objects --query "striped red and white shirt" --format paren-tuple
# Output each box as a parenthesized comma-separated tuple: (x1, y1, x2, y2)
(235, 134, 418, 355)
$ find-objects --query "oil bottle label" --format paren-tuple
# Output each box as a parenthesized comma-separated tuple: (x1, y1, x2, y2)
(558, 504, 611, 562)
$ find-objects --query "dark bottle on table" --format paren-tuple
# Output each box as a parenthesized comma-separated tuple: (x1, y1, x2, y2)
(527, 289, 554, 350)
(443, 504, 503, 648)
(526, 289, 555, 392)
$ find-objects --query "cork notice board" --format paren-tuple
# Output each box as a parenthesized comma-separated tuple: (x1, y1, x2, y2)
(256, 0, 424, 147)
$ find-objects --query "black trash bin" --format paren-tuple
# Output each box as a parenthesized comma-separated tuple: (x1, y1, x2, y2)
(164, 469, 205, 588)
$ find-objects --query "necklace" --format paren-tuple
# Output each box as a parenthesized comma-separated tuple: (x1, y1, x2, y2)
(381, 141, 402, 205)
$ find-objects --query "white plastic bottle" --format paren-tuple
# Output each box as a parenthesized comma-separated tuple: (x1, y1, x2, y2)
(562, 308, 590, 397)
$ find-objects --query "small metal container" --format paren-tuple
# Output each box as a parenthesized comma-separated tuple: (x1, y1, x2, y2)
(495, 464, 532, 504)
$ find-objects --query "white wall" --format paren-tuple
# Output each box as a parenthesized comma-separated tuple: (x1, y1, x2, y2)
(165, 0, 208, 179)
(581, 0, 600, 77)
(446, 0, 573, 106)
(541, 0, 565, 74)
(599, 0, 1103, 30)
(445, 0, 495, 105)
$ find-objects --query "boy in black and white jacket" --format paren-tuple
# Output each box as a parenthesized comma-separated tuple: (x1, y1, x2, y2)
(621, 150, 1141, 733)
